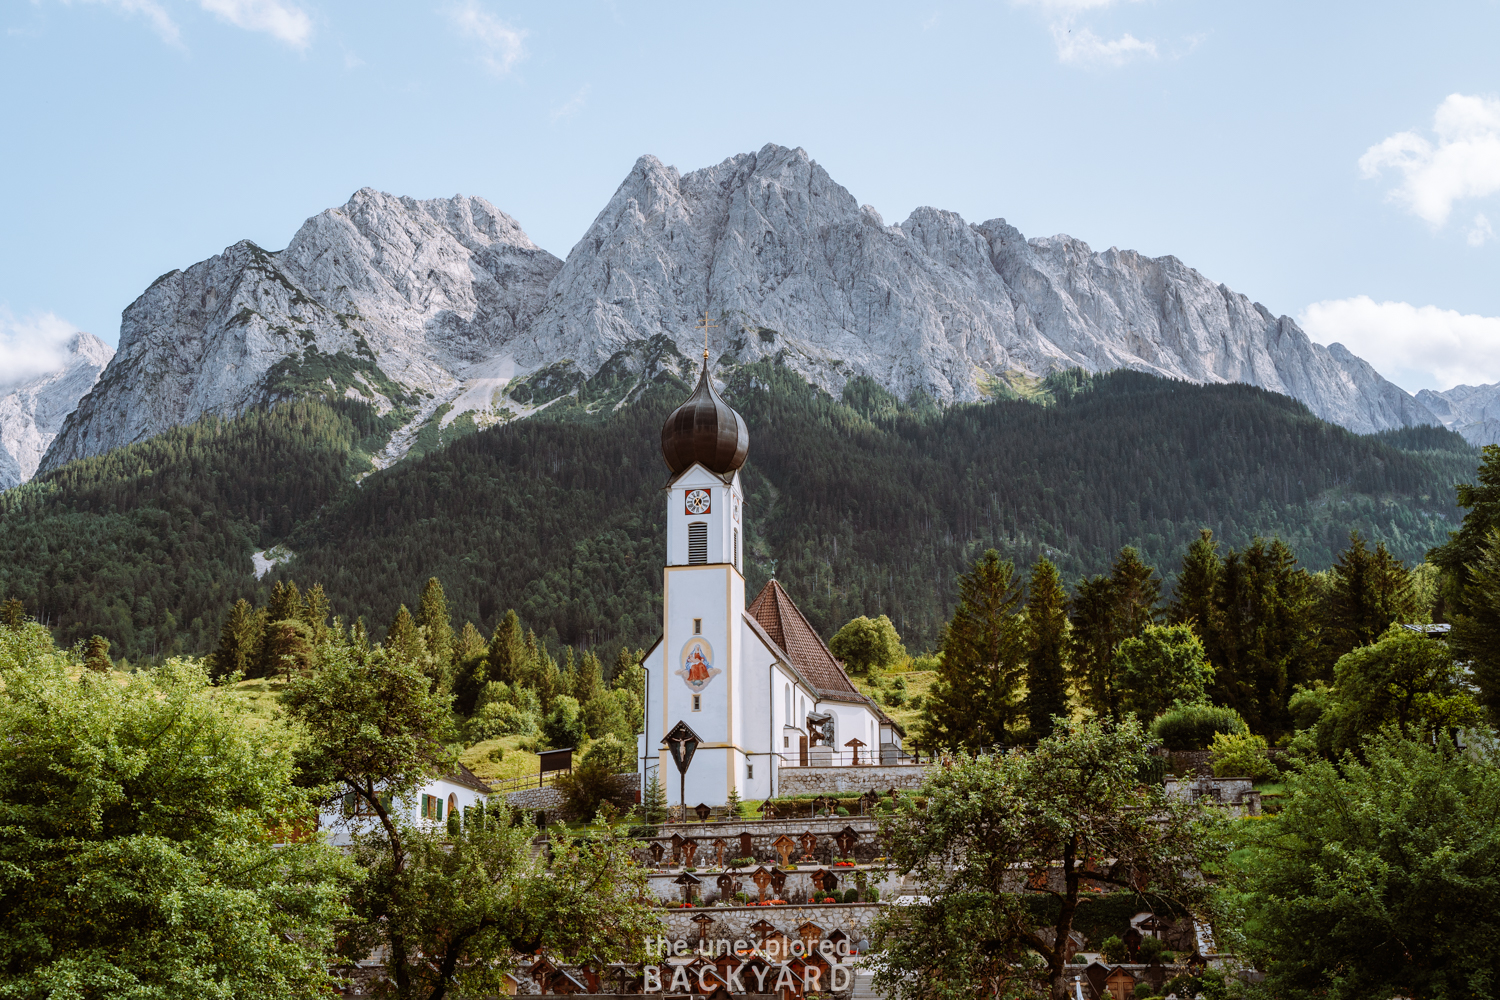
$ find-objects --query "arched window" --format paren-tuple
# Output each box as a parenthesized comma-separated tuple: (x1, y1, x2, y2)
(447, 793, 458, 820)
(784, 683, 791, 722)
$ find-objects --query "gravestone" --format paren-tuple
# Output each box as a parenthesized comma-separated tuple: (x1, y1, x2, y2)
(670, 833, 684, 863)
(750, 866, 772, 903)
(739, 832, 754, 859)
(773, 834, 797, 868)
(649, 842, 665, 866)
(810, 868, 839, 894)
(758, 800, 777, 820)
(835, 826, 858, 856)
(748, 919, 776, 946)
(768, 867, 787, 895)
(799, 832, 818, 860)
(716, 872, 736, 899)
(674, 871, 702, 905)
(682, 838, 699, 867)
(693, 913, 716, 941)
(695, 802, 713, 823)
(712, 838, 727, 867)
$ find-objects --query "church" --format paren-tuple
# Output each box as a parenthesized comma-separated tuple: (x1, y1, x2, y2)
(637, 351, 895, 808)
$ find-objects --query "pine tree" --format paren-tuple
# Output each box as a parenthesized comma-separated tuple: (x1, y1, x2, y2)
(83, 635, 111, 673)
(1170, 529, 1222, 633)
(917, 550, 1026, 749)
(612, 646, 645, 699)
(456, 621, 486, 661)
(1068, 575, 1119, 720)
(415, 577, 455, 675)
(300, 583, 331, 647)
(1450, 526, 1500, 721)
(486, 610, 526, 685)
(212, 598, 264, 678)
(1109, 546, 1161, 639)
(1431, 443, 1500, 617)
(572, 650, 604, 708)
(1325, 531, 1418, 659)
(384, 605, 429, 670)
(265, 580, 302, 626)
(1024, 557, 1070, 738)
(254, 580, 305, 678)
(642, 774, 668, 826)
(1, 597, 25, 629)
(725, 785, 743, 819)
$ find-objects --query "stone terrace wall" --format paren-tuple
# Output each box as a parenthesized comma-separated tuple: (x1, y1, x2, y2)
(660, 903, 883, 945)
(776, 764, 930, 796)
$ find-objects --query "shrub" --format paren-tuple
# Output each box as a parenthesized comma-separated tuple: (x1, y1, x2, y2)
(1100, 935, 1128, 963)
(1138, 936, 1165, 962)
(553, 734, 634, 818)
(865, 888, 880, 902)
(1210, 730, 1278, 780)
(446, 812, 461, 837)
(541, 695, 586, 748)
(885, 675, 908, 707)
(1162, 970, 1228, 1000)
(908, 694, 925, 710)
(1115, 624, 1213, 720)
(835, 806, 849, 816)
(1150, 703, 1247, 751)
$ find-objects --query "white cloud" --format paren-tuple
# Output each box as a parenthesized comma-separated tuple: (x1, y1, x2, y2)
(1468, 213, 1494, 248)
(0, 308, 79, 391)
(1013, 0, 1156, 68)
(1051, 23, 1155, 66)
(448, 0, 527, 76)
(1359, 93, 1500, 228)
(196, 0, 312, 49)
(1300, 296, 1500, 392)
(65, 0, 182, 46)
(549, 85, 588, 122)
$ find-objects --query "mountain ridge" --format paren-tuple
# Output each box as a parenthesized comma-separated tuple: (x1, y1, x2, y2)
(36, 143, 1444, 480)
(0, 332, 113, 489)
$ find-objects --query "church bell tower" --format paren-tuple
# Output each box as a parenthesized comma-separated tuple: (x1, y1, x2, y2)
(654, 343, 750, 808)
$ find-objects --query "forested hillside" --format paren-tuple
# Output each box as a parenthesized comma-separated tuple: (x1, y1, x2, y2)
(0, 360, 1477, 660)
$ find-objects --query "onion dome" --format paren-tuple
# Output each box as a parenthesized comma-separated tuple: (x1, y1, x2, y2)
(661, 356, 749, 476)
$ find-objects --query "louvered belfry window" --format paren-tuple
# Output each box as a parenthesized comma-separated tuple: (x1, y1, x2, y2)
(688, 522, 708, 564)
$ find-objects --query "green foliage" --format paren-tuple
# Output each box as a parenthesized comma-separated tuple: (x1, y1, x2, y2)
(642, 774, 669, 826)
(0, 623, 352, 999)
(1450, 526, 1500, 721)
(1431, 443, 1500, 617)
(1323, 530, 1420, 660)
(918, 550, 1026, 748)
(1186, 534, 1321, 739)
(542, 695, 586, 749)
(1209, 730, 1277, 780)
(1308, 626, 1483, 757)
(1115, 623, 1213, 721)
(1149, 703, 1248, 751)
(1231, 732, 1500, 999)
(0, 398, 377, 661)
(870, 718, 1225, 1000)
(1023, 557, 1070, 738)
(1099, 935, 1127, 963)
(82, 633, 111, 673)
(725, 785, 743, 818)
(1068, 546, 1162, 721)
(555, 735, 636, 819)
(829, 614, 906, 676)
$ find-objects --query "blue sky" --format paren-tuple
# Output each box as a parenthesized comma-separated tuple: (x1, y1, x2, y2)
(3, 0, 1499, 393)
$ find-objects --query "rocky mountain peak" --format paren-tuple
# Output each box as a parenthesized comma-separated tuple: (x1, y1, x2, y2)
(1, 331, 114, 488)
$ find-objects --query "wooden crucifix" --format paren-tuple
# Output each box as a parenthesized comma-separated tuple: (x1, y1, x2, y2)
(799, 831, 818, 860)
(670, 832, 684, 863)
(649, 841, 665, 866)
(682, 838, 699, 867)
(772, 834, 796, 868)
(716, 872, 736, 899)
(750, 866, 773, 903)
(768, 866, 787, 896)
(712, 838, 727, 868)
(835, 826, 858, 857)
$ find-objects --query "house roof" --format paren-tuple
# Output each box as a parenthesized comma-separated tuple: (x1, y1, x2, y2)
(746, 580, 864, 700)
(441, 762, 495, 795)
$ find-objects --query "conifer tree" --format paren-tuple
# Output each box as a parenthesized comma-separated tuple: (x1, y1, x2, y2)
(384, 605, 428, 671)
(642, 774, 668, 826)
(255, 580, 305, 678)
(918, 550, 1026, 748)
(572, 650, 604, 708)
(1, 597, 25, 629)
(1023, 557, 1070, 738)
(612, 646, 645, 699)
(265, 580, 302, 626)
(1068, 576, 1120, 720)
(212, 598, 264, 678)
(301, 583, 331, 647)
(456, 621, 486, 661)
(1450, 526, 1500, 721)
(1431, 443, 1500, 617)
(1324, 531, 1418, 659)
(415, 577, 455, 674)
(1109, 546, 1161, 638)
(487, 611, 526, 686)
(83, 635, 111, 673)
(1170, 529, 1222, 633)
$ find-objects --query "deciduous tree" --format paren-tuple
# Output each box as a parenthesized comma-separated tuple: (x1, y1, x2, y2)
(871, 718, 1224, 1000)
(829, 614, 906, 677)
(1115, 623, 1212, 721)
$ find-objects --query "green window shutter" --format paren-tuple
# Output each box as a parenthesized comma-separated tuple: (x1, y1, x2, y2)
(435, 796, 444, 820)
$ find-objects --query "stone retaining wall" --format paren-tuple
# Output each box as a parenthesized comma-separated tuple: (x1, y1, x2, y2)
(660, 902, 883, 946)
(633, 820, 887, 867)
(776, 764, 930, 796)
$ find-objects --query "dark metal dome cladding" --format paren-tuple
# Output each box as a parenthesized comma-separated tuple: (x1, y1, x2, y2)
(660, 358, 749, 476)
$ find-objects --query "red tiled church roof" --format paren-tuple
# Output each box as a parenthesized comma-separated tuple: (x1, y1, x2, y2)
(746, 580, 864, 701)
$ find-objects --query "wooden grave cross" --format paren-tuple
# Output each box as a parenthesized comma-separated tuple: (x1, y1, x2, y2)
(739, 832, 754, 860)
(694, 802, 713, 823)
(712, 838, 727, 868)
(758, 800, 778, 820)
(692, 912, 716, 941)
(682, 838, 699, 867)
(716, 872, 736, 899)
(835, 826, 858, 857)
(649, 841, 665, 866)
(772, 834, 797, 868)
(799, 831, 818, 860)
(670, 832, 684, 863)
(768, 867, 787, 895)
(750, 866, 773, 903)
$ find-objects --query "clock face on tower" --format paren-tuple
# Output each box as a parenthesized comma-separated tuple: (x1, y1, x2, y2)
(685, 488, 711, 515)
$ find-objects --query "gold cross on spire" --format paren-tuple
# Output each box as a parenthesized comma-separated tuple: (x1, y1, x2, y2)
(694, 309, 718, 360)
